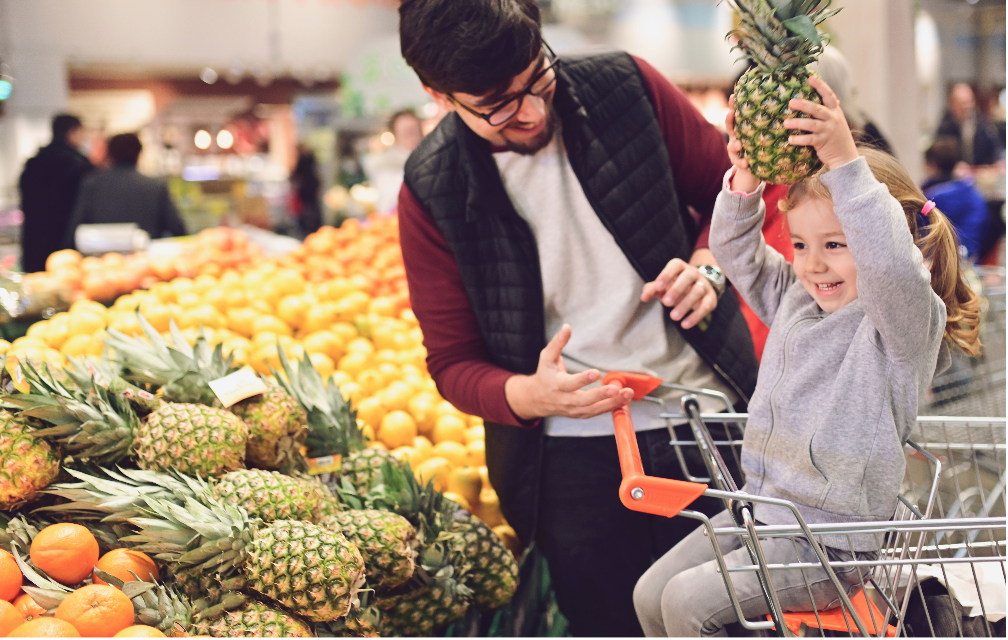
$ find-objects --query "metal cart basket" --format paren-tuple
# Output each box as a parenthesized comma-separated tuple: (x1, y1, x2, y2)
(605, 372, 1006, 637)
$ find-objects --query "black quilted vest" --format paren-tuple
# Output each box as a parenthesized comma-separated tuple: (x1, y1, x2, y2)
(404, 52, 757, 544)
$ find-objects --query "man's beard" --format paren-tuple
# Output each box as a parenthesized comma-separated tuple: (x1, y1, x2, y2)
(502, 109, 558, 156)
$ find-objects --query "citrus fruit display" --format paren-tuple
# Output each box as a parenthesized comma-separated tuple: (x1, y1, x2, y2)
(0, 215, 522, 636)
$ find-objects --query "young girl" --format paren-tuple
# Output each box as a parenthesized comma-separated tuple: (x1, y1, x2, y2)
(633, 76, 981, 637)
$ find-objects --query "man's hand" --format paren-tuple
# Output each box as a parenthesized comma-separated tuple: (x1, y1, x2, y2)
(641, 258, 718, 329)
(504, 324, 634, 421)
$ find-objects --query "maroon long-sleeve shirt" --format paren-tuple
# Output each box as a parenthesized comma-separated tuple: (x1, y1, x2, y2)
(398, 57, 731, 428)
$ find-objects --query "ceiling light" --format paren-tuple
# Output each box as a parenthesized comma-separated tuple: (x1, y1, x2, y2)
(216, 129, 234, 149)
(194, 129, 212, 149)
(200, 67, 218, 84)
(380, 132, 395, 146)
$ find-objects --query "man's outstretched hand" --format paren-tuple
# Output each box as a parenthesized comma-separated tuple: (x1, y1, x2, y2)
(505, 324, 634, 421)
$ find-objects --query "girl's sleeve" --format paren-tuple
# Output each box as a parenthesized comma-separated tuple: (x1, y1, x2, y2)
(820, 157, 947, 361)
(710, 169, 798, 327)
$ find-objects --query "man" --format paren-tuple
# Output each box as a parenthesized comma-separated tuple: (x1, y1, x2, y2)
(18, 114, 93, 272)
(936, 83, 1002, 166)
(64, 133, 186, 248)
(363, 109, 426, 212)
(396, 0, 758, 635)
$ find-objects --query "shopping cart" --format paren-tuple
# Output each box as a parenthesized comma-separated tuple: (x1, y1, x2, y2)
(605, 372, 1006, 637)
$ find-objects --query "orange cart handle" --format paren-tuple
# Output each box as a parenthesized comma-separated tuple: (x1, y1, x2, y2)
(604, 371, 708, 518)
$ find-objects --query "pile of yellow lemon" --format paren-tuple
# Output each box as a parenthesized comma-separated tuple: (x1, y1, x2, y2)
(4, 264, 510, 533)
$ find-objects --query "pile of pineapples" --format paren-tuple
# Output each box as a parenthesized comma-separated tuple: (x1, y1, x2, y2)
(0, 312, 520, 637)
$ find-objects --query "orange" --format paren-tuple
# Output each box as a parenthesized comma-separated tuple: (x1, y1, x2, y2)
(8, 617, 81, 637)
(55, 584, 134, 637)
(93, 549, 159, 585)
(113, 625, 166, 638)
(442, 492, 472, 512)
(0, 549, 22, 602)
(378, 411, 418, 449)
(464, 426, 485, 445)
(13, 593, 47, 621)
(432, 414, 468, 445)
(0, 599, 22, 635)
(30, 523, 100, 586)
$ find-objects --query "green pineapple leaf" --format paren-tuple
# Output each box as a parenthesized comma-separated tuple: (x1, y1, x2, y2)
(781, 15, 820, 46)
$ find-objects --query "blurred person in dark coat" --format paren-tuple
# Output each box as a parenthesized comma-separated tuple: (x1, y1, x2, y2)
(64, 133, 186, 249)
(922, 136, 990, 261)
(937, 83, 1003, 166)
(290, 146, 322, 235)
(18, 114, 93, 272)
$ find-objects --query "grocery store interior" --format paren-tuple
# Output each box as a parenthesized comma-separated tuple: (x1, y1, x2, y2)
(0, 0, 1003, 637)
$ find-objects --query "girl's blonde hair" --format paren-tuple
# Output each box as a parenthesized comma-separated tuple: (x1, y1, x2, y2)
(779, 148, 982, 356)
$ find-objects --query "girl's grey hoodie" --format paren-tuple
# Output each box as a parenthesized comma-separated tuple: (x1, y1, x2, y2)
(710, 157, 949, 551)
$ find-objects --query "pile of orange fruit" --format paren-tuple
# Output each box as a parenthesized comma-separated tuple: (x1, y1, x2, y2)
(0, 522, 171, 637)
(22, 228, 263, 304)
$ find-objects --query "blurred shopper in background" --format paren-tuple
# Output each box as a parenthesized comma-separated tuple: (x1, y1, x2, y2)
(65, 133, 186, 248)
(937, 83, 1003, 166)
(18, 114, 93, 272)
(811, 47, 894, 155)
(290, 146, 323, 236)
(362, 109, 424, 212)
(922, 136, 989, 261)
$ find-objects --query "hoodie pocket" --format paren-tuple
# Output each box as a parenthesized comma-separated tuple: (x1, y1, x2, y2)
(768, 428, 831, 509)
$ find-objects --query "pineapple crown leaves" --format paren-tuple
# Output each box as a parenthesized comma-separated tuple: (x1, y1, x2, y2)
(727, 0, 839, 73)
(38, 466, 200, 522)
(93, 568, 196, 635)
(274, 347, 364, 458)
(1, 362, 138, 464)
(106, 312, 236, 405)
(124, 493, 257, 578)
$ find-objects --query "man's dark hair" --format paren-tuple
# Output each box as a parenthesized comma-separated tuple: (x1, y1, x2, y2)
(389, 108, 420, 131)
(107, 133, 143, 166)
(400, 0, 542, 97)
(926, 136, 961, 176)
(51, 114, 83, 143)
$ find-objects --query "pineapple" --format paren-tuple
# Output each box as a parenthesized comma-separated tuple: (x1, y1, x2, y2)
(0, 410, 60, 509)
(138, 402, 248, 477)
(191, 599, 314, 638)
(213, 468, 337, 522)
(105, 314, 307, 469)
(1, 363, 247, 477)
(230, 379, 308, 471)
(125, 493, 367, 622)
(273, 350, 400, 492)
(728, 0, 840, 184)
(448, 510, 519, 611)
(353, 462, 474, 635)
(320, 508, 418, 593)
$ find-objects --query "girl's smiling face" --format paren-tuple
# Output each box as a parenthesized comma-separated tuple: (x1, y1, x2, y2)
(787, 197, 859, 313)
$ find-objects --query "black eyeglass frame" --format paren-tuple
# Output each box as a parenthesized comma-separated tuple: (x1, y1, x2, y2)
(448, 42, 560, 127)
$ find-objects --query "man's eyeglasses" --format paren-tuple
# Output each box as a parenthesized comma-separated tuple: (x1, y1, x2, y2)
(450, 43, 560, 127)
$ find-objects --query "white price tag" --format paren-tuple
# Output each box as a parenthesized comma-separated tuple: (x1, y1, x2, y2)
(208, 366, 268, 408)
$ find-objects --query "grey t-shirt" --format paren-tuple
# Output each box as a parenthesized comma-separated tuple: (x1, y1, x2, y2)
(494, 128, 736, 437)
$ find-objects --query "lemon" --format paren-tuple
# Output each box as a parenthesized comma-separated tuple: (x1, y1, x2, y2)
(25, 320, 49, 339)
(277, 295, 311, 329)
(407, 392, 440, 437)
(252, 315, 292, 337)
(70, 299, 108, 317)
(432, 441, 468, 468)
(337, 352, 370, 378)
(308, 352, 335, 379)
(43, 315, 71, 349)
(302, 331, 344, 361)
(0, 340, 9, 355)
(412, 436, 434, 460)
(466, 440, 486, 467)
(447, 467, 482, 505)
(356, 369, 386, 396)
(432, 414, 468, 444)
(226, 308, 258, 337)
(464, 426, 485, 444)
(67, 310, 106, 336)
(60, 334, 92, 358)
(476, 488, 504, 527)
(378, 410, 417, 449)
(356, 396, 387, 431)
(414, 457, 452, 492)
(346, 337, 375, 356)
(338, 381, 364, 404)
(379, 381, 413, 413)
(331, 322, 358, 343)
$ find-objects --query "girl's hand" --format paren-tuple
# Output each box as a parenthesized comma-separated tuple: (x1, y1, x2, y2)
(725, 98, 761, 193)
(784, 75, 860, 170)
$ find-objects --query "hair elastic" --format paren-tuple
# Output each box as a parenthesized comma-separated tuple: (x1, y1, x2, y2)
(921, 200, 936, 216)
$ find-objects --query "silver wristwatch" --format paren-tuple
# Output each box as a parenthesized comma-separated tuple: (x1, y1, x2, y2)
(697, 264, 726, 299)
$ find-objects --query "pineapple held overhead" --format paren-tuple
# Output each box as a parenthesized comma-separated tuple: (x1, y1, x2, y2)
(728, 0, 840, 184)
